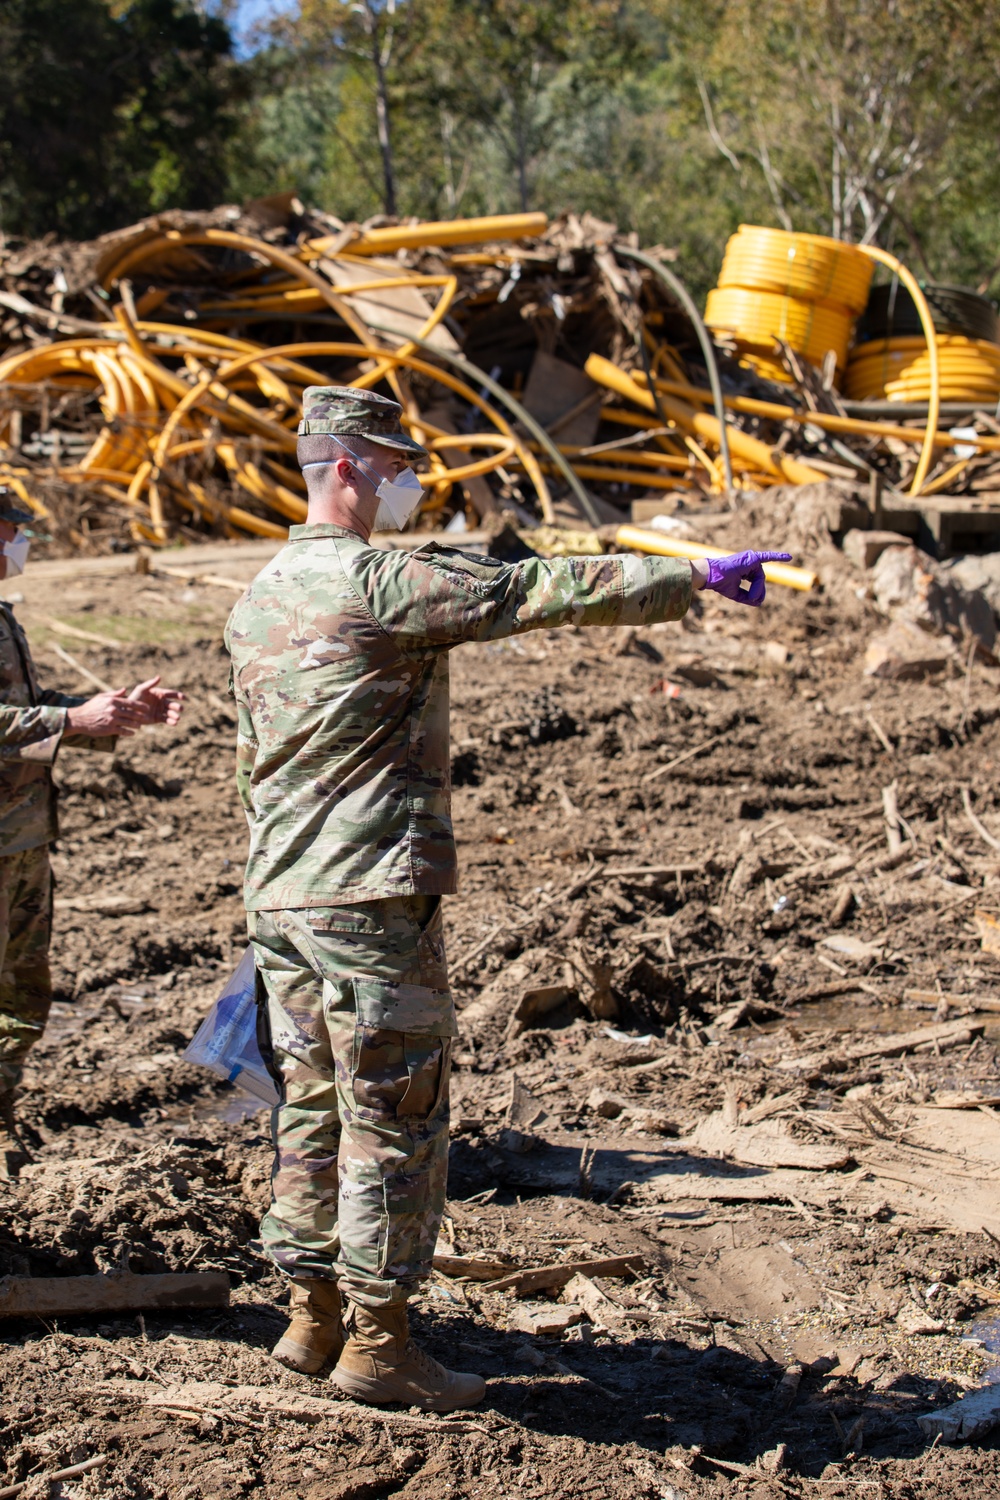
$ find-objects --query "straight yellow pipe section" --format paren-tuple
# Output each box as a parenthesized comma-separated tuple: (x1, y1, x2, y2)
(585, 354, 826, 487)
(613, 524, 817, 592)
(306, 213, 548, 258)
(634, 371, 1000, 454)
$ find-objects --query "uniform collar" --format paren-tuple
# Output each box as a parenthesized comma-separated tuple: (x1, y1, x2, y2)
(287, 523, 370, 542)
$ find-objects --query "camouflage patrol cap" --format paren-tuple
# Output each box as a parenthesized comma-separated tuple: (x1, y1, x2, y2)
(0, 488, 35, 526)
(298, 387, 427, 457)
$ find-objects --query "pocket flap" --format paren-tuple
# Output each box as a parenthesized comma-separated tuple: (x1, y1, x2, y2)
(354, 979, 457, 1037)
(304, 905, 385, 935)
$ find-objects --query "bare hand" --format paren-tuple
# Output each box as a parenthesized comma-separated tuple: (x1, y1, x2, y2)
(66, 690, 151, 738)
(128, 675, 185, 727)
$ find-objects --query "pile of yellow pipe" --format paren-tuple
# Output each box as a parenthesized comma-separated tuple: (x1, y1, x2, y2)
(584, 353, 827, 486)
(705, 224, 873, 384)
(0, 214, 568, 542)
(845, 334, 1000, 403)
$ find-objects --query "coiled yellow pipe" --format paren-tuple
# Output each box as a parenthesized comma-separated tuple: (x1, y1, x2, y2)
(845, 335, 1000, 402)
(718, 225, 873, 313)
(705, 287, 854, 377)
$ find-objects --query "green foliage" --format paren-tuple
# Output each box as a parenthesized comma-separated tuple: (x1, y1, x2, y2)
(6, 0, 1000, 302)
(0, 0, 239, 239)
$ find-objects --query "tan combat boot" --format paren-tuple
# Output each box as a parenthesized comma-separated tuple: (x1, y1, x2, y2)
(331, 1303, 486, 1412)
(0, 1094, 29, 1180)
(271, 1278, 344, 1375)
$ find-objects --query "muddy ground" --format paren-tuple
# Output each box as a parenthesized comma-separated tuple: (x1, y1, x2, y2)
(1, 536, 1000, 1500)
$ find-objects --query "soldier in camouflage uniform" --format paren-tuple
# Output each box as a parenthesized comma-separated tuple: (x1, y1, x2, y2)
(226, 386, 789, 1410)
(0, 491, 185, 1175)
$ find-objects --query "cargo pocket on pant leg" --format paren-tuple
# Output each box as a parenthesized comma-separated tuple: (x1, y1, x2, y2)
(350, 979, 456, 1123)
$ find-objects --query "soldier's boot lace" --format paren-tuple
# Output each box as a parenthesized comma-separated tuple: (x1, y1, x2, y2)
(0, 1092, 30, 1180)
(331, 1303, 486, 1412)
(271, 1277, 344, 1375)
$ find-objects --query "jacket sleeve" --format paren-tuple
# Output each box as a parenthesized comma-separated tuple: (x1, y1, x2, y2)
(0, 703, 70, 766)
(223, 652, 256, 819)
(36, 687, 117, 753)
(358, 544, 692, 648)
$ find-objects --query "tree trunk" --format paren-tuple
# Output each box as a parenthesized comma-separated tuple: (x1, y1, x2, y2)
(364, 1, 396, 216)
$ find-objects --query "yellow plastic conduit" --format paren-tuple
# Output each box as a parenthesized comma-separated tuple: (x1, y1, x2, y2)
(856, 246, 939, 496)
(144, 341, 554, 523)
(705, 287, 854, 374)
(584, 354, 827, 486)
(304, 213, 548, 258)
(845, 335, 1000, 402)
(718, 225, 873, 313)
(612, 524, 816, 592)
(632, 369, 1000, 456)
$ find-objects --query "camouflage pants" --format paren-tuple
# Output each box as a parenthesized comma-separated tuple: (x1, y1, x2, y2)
(0, 843, 53, 1098)
(248, 896, 454, 1309)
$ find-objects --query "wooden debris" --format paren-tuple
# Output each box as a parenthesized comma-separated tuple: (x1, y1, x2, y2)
(0, 1454, 111, 1500)
(562, 1272, 621, 1326)
(975, 910, 1000, 958)
(483, 1255, 644, 1297)
(37, 615, 123, 648)
(508, 1304, 582, 1337)
(904, 988, 1000, 1013)
(929, 1092, 1000, 1110)
(777, 1018, 984, 1073)
(687, 1113, 852, 1171)
(962, 788, 1000, 853)
(0, 1270, 229, 1318)
(48, 641, 114, 693)
(432, 1254, 512, 1281)
(94, 1380, 488, 1434)
(587, 1087, 629, 1119)
(55, 894, 151, 916)
(918, 1383, 1000, 1443)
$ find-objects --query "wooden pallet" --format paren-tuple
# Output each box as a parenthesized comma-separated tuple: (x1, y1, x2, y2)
(878, 492, 1000, 555)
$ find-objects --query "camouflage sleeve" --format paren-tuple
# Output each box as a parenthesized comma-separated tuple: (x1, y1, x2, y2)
(359, 545, 692, 647)
(36, 687, 117, 754)
(0, 703, 70, 765)
(225, 658, 256, 817)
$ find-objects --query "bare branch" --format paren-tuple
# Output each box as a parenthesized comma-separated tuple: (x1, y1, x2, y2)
(696, 76, 743, 176)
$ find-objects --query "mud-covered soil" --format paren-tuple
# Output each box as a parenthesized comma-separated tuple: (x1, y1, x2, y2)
(1, 543, 1000, 1499)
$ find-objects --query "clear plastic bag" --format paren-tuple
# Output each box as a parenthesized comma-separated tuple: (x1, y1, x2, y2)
(182, 947, 279, 1106)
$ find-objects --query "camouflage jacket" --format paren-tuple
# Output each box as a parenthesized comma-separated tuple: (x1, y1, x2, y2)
(225, 524, 692, 910)
(0, 603, 105, 856)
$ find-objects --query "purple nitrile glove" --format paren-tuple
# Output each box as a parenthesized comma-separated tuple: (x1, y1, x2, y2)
(703, 550, 794, 607)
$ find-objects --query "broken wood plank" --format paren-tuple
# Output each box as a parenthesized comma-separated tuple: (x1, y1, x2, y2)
(687, 1114, 852, 1171)
(55, 894, 151, 916)
(0, 1270, 229, 1319)
(918, 1383, 1000, 1443)
(432, 1253, 513, 1282)
(904, 989, 1000, 1013)
(975, 910, 1000, 958)
(151, 564, 248, 592)
(777, 1018, 984, 1073)
(93, 1380, 487, 1433)
(482, 1254, 644, 1297)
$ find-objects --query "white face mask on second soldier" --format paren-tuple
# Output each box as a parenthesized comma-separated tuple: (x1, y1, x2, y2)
(302, 443, 424, 531)
(1, 529, 30, 578)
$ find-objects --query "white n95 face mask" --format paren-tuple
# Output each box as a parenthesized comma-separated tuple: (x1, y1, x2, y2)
(2, 530, 30, 578)
(302, 444, 425, 532)
(371, 467, 423, 531)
